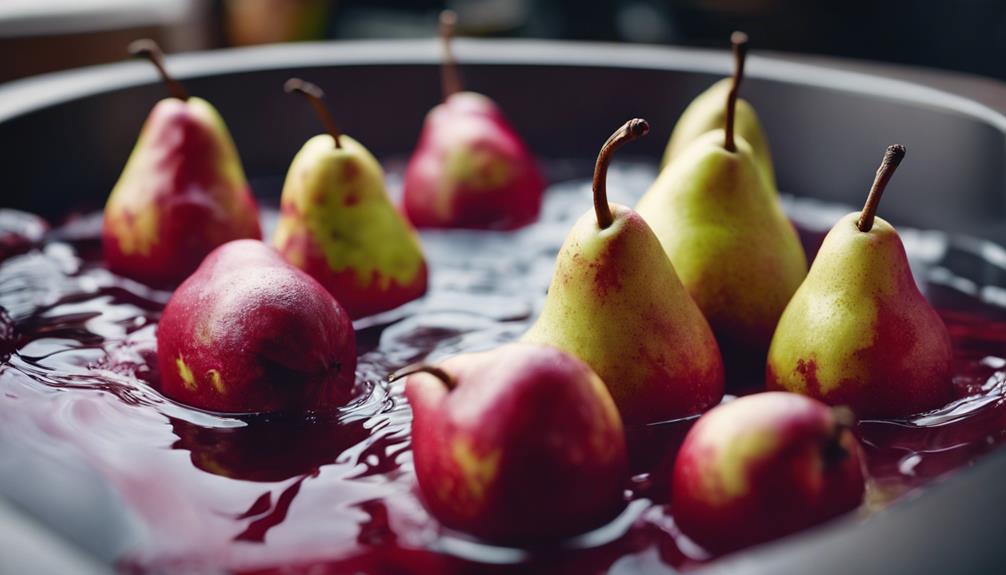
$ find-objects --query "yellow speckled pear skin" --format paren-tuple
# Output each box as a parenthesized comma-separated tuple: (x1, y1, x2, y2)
(522, 119, 724, 425)
(637, 131, 807, 378)
(766, 145, 953, 418)
(766, 214, 953, 417)
(271, 79, 427, 319)
(662, 79, 775, 187)
(273, 134, 425, 287)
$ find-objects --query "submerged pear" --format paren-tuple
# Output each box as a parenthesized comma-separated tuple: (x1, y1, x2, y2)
(662, 32, 774, 187)
(636, 37, 806, 381)
(103, 40, 260, 286)
(522, 119, 724, 425)
(272, 79, 427, 319)
(767, 145, 953, 418)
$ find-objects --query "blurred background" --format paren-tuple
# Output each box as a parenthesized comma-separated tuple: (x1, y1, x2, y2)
(2, 0, 1005, 84)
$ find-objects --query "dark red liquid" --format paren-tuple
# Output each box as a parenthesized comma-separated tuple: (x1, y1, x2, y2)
(1, 163, 1004, 574)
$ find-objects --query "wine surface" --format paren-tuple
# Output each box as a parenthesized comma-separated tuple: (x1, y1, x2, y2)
(1, 161, 1004, 574)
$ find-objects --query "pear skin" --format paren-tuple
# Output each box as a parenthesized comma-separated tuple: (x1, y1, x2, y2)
(637, 131, 807, 379)
(102, 96, 261, 286)
(522, 120, 724, 425)
(766, 146, 953, 418)
(273, 127, 427, 318)
(663, 78, 774, 186)
(766, 214, 953, 417)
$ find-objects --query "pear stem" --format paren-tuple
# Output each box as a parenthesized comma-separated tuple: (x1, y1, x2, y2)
(857, 145, 906, 232)
(439, 10, 462, 100)
(129, 39, 188, 101)
(284, 78, 342, 149)
(724, 31, 748, 153)
(823, 406, 857, 466)
(387, 363, 456, 390)
(593, 119, 650, 229)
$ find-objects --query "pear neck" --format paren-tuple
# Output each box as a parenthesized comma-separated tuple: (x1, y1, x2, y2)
(129, 39, 189, 101)
(593, 119, 650, 229)
(439, 10, 462, 100)
(284, 78, 343, 149)
(387, 363, 456, 390)
(856, 144, 906, 232)
(723, 31, 748, 153)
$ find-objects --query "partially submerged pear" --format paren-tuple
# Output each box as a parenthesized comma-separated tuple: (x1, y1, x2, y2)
(103, 40, 260, 286)
(400, 343, 627, 542)
(402, 11, 544, 230)
(767, 145, 953, 418)
(272, 79, 427, 319)
(522, 119, 724, 425)
(157, 239, 356, 413)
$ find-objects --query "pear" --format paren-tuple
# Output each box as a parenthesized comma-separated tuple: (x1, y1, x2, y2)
(672, 392, 865, 553)
(767, 146, 953, 418)
(522, 119, 724, 425)
(397, 343, 627, 542)
(102, 40, 261, 286)
(636, 49, 807, 381)
(661, 32, 775, 187)
(402, 11, 544, 230)
(272, 79, 428, 319)
(157, 239, 356, 414)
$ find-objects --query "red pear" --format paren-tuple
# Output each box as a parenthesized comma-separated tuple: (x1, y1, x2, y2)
(400, 343, 627, 542)
(103, 40, 261, 287)
(157, 240, 355, 413)
(402, 11, 544, 230)
(672, 392, 865, 554)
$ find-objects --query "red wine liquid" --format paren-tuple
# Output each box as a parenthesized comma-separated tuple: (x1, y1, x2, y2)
(1, 162, 1004, 574)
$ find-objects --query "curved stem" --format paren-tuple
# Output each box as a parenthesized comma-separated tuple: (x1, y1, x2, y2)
(128, 39, 188, 101)
(724, 31, 748, 153)
(593, 119, 650, 229)
(387, 363, 455, 389)
(857, 144, 906, 232)
(439, 10, 462, 100)
(284, 78, 342, 149)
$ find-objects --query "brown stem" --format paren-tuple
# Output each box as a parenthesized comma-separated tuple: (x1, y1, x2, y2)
(593, 119, 650, 229)
(857, 144, 906, 232)
(284, 78, 342, 149)
(724, 31, 748, 153)
(387, 363, 455, 389)
(823, 406, 858, 466)
(128, 39, 188, 101)
(439, 10, 462, 100)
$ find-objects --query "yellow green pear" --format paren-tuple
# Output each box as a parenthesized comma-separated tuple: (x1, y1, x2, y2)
(522, 119, 724, 426)
(272, 79, 427, 319)
(662, 32, 775, 188)
(636, 43, 807, 381)
(767, 145, 953, 418)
